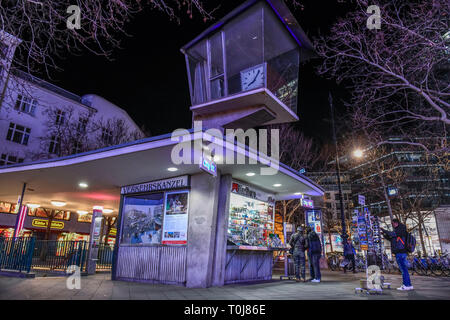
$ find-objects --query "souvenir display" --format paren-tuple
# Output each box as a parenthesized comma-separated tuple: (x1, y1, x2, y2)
(227, 192, 275, 247)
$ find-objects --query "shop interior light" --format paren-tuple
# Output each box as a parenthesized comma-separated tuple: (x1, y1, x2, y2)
(76, 210, 89, 215)
(51, 200, 66, 207)
(78, 182, 88, 188)
(103, 208, 114, 214)
(294, 192, 302, 195)
(93, 206, 103, 211)
(246, 172, 255, 176)
(273, 183, 282, 187)
(167, 167, 178, 172)
(27, 203, 40, 209)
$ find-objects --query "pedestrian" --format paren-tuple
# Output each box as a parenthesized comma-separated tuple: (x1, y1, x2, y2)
(289, 226, 307, 282)
(381, 218, 413, 291)
(306, 226, 322, 283)
(342, 237, 356, 274)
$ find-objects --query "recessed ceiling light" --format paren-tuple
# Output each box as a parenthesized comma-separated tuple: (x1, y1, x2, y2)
(295, 192, 302, 195)
(51, 200, 66, 207)
(103, 208, 114, 214)
(246, 172, 255, 176)
(167, 167, 178, 172)
(27, 203, 40, 209)
(76, 210, 89, 215)
(79, 182, 88, 188)
(273, 184, 282, 187)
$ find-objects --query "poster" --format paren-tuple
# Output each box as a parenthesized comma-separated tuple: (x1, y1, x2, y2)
(121, 193, 164, 245)
(162, 191, 189, 245)
(356, 209, 368, 250)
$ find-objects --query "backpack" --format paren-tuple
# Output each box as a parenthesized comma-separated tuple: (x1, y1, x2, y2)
(406, 232, 416, 253)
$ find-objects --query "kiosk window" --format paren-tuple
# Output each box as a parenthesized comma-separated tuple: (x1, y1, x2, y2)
(121, 193, 164, 245)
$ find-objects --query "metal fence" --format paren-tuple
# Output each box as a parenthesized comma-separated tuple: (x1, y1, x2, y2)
(96, 243, 114, 270)
(0, 237, 35, 273)
(32, 240, 89, 274)
(0, 238, 115, 274)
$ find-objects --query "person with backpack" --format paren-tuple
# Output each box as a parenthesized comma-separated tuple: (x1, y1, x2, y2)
(381, 218, 414, 291)
(305, 226, 322, 283)
(289, 226, 307, 282)
(342, 237, 357, 274)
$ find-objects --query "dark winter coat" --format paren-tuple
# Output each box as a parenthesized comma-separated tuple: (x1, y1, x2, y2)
(306, 231, 322, 255)
(289, 232, 307, 256)
(381, 223, 408, 254)
(343, 242, 356, 257)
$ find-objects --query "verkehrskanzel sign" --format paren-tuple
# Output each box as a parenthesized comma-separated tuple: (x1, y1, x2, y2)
(121, 175, 189, 194)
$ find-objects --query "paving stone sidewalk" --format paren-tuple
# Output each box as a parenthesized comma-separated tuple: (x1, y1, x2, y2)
(0, 270, 449, 300)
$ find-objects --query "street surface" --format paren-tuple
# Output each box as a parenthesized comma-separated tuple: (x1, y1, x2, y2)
(0, 270, 449, 300)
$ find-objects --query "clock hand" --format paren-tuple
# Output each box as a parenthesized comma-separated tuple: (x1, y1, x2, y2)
(247, 70, 261, 87)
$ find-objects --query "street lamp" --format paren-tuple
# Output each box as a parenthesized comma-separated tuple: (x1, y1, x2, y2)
(353, 149, 363, 158)
(328, 92, 348, 242)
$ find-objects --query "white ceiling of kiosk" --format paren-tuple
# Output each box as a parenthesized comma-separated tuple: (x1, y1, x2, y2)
(0, 133, 323, 214)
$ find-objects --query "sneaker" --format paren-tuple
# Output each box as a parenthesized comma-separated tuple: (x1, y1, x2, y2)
(397, 285, 414, 291)
(311, 279, 321, 283)
(295, 278, 301, 282)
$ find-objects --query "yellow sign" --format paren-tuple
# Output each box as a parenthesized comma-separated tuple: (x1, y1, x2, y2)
(109, 228, 117, 236)
(32, 219, 65, 230)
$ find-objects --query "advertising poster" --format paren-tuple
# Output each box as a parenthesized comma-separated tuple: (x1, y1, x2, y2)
(306, 209, 323, 238)
(121, 194, 164, 245)
(357, 209, 368, 250)
(162, 191, 189, 245)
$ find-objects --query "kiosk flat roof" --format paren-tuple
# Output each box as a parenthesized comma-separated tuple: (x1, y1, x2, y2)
(0, 130, 323, 214)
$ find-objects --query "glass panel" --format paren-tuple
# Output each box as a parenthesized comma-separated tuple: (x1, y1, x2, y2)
(264, 6, 299, 113)
(121, 193, 164, 245)
(186, 40, 208, 105)
(210, 77, 224, 100)
(225, 3, 263, 95)
(209, 32, 224, 77)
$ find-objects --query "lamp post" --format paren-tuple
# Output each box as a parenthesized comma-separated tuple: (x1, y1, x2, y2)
(328, 92, 348, 242)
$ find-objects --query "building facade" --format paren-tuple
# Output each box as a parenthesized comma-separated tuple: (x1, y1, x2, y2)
(0, 31, 144, 167)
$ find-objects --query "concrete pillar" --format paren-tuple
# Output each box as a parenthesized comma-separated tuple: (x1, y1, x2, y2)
(211, 174, 232, 286)
(185, 172, 220, 288)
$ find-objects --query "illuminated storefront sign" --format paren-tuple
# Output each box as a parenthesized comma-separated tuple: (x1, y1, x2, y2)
(199, 157, 217, 177)
(301, 199, 313, 208)
(31, 219, 65, 229)
(121, 175, 189, 195)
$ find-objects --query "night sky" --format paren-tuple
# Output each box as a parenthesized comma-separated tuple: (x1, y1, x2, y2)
(51, 0, 353, 144)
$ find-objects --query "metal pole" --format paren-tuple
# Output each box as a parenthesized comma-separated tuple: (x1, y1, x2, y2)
(13, 182, 27, 239)
(329, 92, 347, 241)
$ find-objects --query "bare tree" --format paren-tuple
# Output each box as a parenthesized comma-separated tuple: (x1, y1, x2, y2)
(316, 0, 450, 154)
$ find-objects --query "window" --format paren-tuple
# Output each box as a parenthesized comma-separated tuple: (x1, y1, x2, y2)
(6, 123, 31, 145)
(101, 128, 113, 145)
(0, 154, 24, 166)
(325, 193, 331, 200)
(325, 203, 332, 209)
(77, 117, 88, 133)
(71, 141, 82, 154)
(55, 110, 66, 125)
(209, 32, 226, 100)
(14, 95, 37, 116)
(0, 42, 8, 59)
(48, 136, 61, 155)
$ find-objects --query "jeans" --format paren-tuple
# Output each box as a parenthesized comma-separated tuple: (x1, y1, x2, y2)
(308, 253, 321, 280)
(396, 253, 412, 287)
(293, 254, 306, 279)
(343, 254, 355, 273)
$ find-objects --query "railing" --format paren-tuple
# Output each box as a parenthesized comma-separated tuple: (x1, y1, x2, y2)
(96, 243, 114, 270)
(32, 240, 88, 273)
(0, 237, 35, 273)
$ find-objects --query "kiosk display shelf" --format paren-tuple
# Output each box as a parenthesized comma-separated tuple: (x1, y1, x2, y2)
(227, 192, 275, 247)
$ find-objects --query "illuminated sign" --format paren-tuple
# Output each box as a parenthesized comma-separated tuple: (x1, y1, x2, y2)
(301, 199, 314, 208)
(387, 187, 398, 196)
(109, 228, 117, 236)
(31, 219, 65, 229)
(358, 195, 365, 206)
(199, 157, 217, 177)
(121, 175, 189, 194)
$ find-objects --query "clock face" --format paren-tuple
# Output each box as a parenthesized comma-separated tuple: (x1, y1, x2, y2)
(240, 64, 265, 91)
